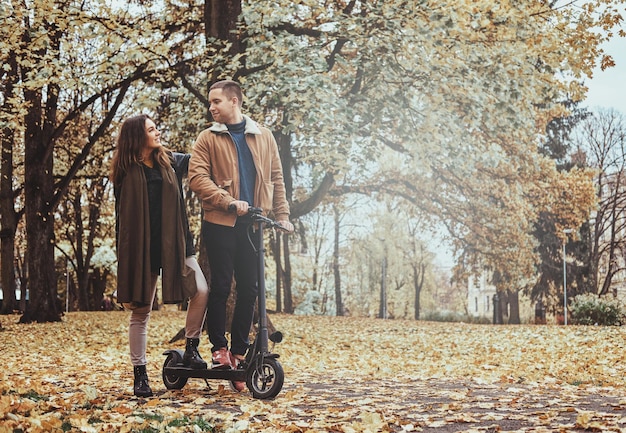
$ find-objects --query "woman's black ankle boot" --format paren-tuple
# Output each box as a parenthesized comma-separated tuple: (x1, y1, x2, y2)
(133, 365, 153, 397)
(183, 337, 208, 369)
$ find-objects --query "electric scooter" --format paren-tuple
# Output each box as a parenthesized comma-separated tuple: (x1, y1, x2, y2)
(161, 207, 287, 399)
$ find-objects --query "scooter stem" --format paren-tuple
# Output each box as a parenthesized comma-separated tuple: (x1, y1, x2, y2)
(256, 220, 269, 354)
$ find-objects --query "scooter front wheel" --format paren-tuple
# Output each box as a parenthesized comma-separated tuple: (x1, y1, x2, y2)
(247, 357, 284, 399)
(162, 352, 188, 390)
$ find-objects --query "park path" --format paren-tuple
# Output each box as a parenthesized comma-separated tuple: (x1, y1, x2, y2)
(282, 375, 626, 432)
(170, 371, 626, 432)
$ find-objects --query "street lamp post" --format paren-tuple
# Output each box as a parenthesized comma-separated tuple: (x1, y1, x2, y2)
(563, 228, 573, 325)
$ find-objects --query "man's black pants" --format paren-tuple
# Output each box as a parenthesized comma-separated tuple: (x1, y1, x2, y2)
(202, 220, 259, 356)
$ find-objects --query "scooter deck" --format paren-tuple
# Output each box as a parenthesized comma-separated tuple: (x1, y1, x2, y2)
(164, 364, 247, 381)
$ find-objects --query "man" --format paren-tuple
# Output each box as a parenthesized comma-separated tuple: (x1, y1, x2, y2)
(189, 80, 293, 390)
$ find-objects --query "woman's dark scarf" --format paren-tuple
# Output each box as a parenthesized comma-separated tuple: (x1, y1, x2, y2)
(115, 162, 196, 305)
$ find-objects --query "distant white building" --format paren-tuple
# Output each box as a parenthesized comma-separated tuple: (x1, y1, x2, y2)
(594, 172, 626, 301)
(467, 272, 496, 319)
(467, 270, 535, 323)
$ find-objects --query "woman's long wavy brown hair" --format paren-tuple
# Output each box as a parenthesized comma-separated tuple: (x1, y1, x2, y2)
(110, 114, 171, 187)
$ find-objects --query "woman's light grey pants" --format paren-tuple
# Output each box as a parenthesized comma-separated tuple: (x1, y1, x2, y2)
(128, 256, 209, 366)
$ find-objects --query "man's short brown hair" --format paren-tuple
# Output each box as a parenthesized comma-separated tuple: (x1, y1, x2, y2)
(210, 80, 243, 108)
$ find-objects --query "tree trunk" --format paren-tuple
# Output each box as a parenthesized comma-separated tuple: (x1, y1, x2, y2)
(205, 0, 242, 53)
(0, 54, 19, 315)
(91, 269, 108, 311)
(0, 230, 17, 314)
(19, 14, 63, 323)
(21, 87, 62, 323)
(282, 233, 293, 313)
(508, 289, 520, 324)
(272, 234, 282, 313)
(493, 292, 503, 325)
(15, 243, 27, 312)
(333, 205, 343, 316)
(77, 266, 91, 311)
(495, 290, 509, 325)
(273, 119, 295, 314)
(73, 193, 91, 311)
(413, 262, 425, 320)
(587, 221, 599, 295)
(72, 184, 105, 310)
(66, 267, 75, 312)
(379, 256, 387, 319)
(599, 180, 624, 296)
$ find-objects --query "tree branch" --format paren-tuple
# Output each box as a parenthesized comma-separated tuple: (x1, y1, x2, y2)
(50, 78, 132, 213)
(290, 172, 335, 219)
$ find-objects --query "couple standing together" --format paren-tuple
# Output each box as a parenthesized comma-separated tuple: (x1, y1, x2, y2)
(110, 80, 294, 397)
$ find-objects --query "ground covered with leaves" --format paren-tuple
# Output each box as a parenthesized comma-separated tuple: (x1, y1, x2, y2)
(2, 310, 626, 432)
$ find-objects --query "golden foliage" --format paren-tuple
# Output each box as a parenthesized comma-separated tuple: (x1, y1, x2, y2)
(2, 0, 623, 292)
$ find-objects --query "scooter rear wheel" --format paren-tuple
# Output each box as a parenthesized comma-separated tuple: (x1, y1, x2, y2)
(162, 352, 188, 390)
(247, 357, 284, 399)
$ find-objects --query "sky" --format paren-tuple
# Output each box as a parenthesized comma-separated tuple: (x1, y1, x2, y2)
(583, 35, 626, 115)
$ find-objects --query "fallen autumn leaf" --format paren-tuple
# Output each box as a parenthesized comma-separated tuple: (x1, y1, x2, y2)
(2, 310, 626, 432)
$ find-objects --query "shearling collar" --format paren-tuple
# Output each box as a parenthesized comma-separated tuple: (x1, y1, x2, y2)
(209, 114, 262, 135)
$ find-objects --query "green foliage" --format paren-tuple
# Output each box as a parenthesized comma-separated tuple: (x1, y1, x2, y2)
(570, 293, 625, 326)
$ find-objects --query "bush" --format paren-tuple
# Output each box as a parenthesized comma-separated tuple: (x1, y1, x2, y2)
(421, 310, 492, 324)
(570, 293, 625, 326)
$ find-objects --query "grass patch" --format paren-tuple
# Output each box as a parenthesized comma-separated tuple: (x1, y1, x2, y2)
(168, 416, 217, 431)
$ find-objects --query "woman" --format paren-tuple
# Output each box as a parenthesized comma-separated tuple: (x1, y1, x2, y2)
(110, 114, 209, 397)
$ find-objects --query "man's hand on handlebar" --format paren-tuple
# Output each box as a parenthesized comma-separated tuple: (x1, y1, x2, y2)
(276, 220, 294, 233)
(228, 200, 249, 216)
(228, 201, 294, 233)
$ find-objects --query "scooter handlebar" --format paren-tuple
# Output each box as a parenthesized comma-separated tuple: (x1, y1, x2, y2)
(227, 204, 289, 231)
